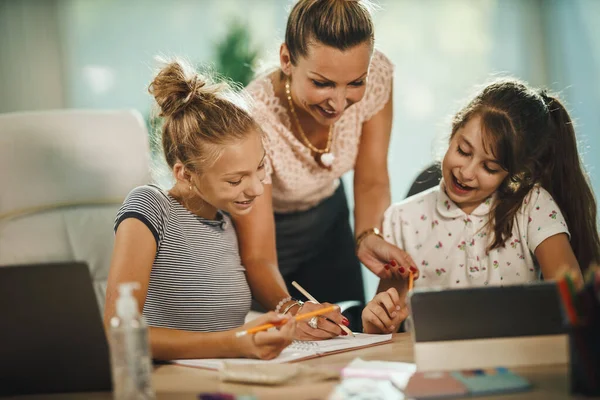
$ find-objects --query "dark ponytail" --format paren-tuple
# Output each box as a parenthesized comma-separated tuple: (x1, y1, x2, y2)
(540, 93, 600, 272)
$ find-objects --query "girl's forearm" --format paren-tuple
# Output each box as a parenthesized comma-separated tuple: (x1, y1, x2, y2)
(148, 326, 240, 360)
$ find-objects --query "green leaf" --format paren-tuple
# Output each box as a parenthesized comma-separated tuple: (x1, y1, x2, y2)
(214, 19, 260, 87)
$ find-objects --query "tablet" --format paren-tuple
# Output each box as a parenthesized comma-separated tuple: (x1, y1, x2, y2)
(407, 282, 568, 371)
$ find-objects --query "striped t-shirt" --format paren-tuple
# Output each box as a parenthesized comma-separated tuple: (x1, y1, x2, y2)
(114, 184, 251, 332)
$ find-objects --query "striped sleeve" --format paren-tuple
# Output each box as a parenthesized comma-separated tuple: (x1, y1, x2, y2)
(114, 185, 170, 246)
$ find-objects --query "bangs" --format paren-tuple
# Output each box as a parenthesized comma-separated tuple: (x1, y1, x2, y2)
(478, 111, 515, 173)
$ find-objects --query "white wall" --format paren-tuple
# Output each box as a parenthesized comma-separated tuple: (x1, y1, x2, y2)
(2, 0, 598, 301)
(0, 0, 65, 112)
(542, 0, 600, 194)
(56, 0, 287, 112)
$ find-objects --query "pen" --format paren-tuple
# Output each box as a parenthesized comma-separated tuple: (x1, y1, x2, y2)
(235, 305, 339, 337)
(292, 281, 354, 337)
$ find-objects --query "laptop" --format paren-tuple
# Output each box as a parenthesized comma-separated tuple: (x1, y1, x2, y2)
(407, 282, 568, 371)
(0, 262, 112, 396)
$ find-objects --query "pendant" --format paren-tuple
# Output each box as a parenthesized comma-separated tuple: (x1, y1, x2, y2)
(318, 152, 335, 168)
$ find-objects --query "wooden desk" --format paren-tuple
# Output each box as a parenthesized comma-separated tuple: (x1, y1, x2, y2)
(8, 333, 582, 400)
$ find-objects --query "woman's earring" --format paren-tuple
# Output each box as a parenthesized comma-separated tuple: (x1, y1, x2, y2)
(189, 184, 193, 192)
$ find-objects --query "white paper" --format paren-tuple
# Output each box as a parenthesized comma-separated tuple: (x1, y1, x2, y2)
(174, 333, 392, 370)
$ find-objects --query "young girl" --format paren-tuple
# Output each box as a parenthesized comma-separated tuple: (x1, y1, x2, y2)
(362, 78, 600, 334)
(103, 59, 297, 360)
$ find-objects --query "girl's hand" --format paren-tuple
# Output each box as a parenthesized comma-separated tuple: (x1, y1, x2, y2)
(357, 234, 420, 280)
(294, 301, 347, 340)
(237, 312, 296, 360)
(362, 287, 409, 334)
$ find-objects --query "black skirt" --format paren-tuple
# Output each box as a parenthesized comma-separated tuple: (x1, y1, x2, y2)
(274, 182, 365, 305)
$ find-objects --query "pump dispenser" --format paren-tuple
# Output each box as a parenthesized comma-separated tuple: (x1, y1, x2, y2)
(116, 282, 139, 320)
(109, 282, 155, 399)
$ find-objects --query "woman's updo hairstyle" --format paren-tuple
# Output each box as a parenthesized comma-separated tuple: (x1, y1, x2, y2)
(285, 0, 375, 65)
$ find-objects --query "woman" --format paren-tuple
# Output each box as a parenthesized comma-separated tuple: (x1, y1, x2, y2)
(233, 0, 416, 337)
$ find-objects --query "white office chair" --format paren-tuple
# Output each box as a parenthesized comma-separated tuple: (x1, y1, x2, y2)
(0, 110, 150, 312)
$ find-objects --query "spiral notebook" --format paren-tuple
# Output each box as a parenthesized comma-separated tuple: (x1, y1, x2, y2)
(174, 333, 392, 370)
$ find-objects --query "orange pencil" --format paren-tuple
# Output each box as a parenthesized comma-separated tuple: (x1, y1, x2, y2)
(235, 305, 339, 337)
(408, 271, 414, 291)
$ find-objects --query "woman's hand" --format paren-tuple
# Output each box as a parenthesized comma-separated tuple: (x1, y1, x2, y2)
(293, 301, 348, 340)
(237, 312, 296, 360)
(362, 287, 409, 334)
(357, 233, 420, 280)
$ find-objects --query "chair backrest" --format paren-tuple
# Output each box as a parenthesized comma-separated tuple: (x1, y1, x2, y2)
(0, 109, 150, 311)
(405, 163, 442, 198)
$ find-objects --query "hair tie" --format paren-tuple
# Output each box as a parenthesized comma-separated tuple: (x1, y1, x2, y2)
(539, 89, 553, 107)
(183, 76, 201, 104)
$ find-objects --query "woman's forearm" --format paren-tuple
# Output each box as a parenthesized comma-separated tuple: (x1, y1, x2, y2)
(353, 180, 391, 238)
(149, 326, 240, 360)
(245, 257, 290, 310)
(232, 185, 290, 311)
(353, 82, 393, 238)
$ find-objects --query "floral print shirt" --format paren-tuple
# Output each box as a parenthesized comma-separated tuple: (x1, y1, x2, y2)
(382, 181, 569, 288)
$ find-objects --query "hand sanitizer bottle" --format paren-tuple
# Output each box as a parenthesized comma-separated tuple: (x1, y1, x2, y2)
(109, 282, 155, 399)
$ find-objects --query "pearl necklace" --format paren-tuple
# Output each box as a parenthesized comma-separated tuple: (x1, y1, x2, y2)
(285, 78, 335, 168)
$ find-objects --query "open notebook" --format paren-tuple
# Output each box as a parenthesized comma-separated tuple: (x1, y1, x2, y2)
(175, 333, 392, 370)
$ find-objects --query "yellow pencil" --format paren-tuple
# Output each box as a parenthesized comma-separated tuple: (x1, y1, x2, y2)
(235, 305, 339, 337)
(408, 271, 414, 291)
(292, 281, 355, 337)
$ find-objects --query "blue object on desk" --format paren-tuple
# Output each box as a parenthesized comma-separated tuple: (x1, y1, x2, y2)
(450, 368, 531, 396)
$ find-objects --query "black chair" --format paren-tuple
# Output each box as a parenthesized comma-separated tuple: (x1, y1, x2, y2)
(406, 163, 442, 198)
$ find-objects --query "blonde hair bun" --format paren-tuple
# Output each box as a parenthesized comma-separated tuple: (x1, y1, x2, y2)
(149, 57, 225, 118)
(146, 55, 259, 172)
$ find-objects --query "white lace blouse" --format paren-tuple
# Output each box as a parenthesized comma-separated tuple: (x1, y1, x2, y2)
(246, 50, 394, 213)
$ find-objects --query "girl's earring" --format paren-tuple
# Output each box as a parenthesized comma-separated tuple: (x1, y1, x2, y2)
(189, 184, 193, 192)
